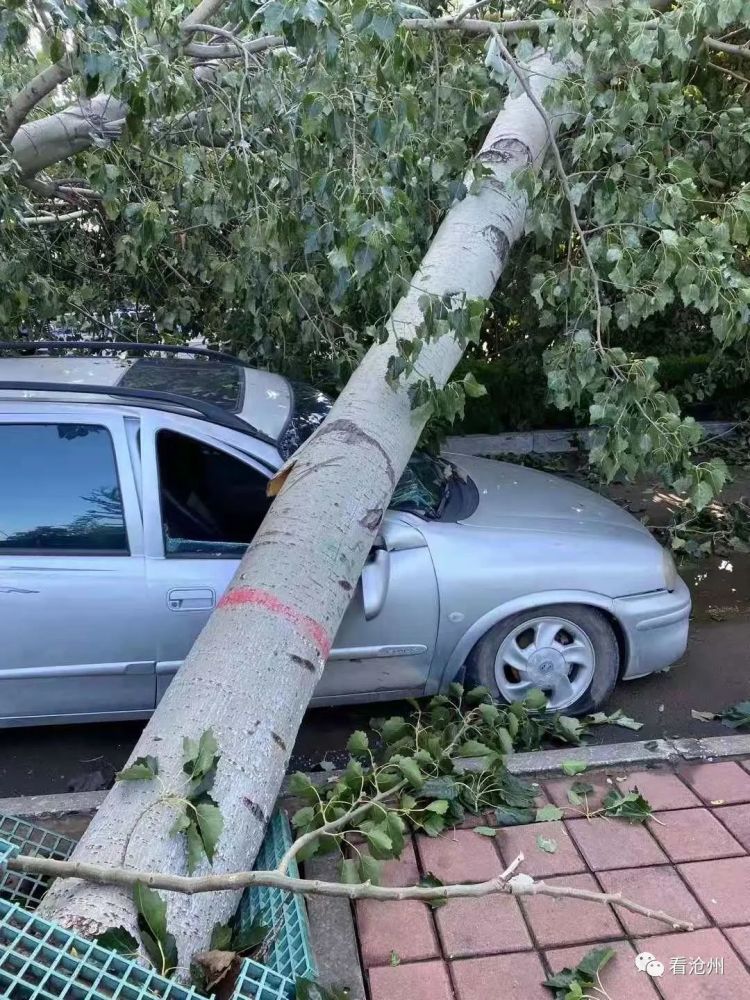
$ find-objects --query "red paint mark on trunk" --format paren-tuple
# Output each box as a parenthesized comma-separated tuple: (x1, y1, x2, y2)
(217, 587, 331, 658)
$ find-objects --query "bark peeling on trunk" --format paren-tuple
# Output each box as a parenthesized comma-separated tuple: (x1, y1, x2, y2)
(38, 49, 569, 969)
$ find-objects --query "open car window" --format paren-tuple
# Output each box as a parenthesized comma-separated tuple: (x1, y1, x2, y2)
(156, 430, 271, 557)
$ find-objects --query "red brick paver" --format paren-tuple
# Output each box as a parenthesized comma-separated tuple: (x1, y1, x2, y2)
(647, 807, 745, 862)
(678, 856, 750, 926)
(636, 928, 750, 998)
(452, 952, 550, 1000)
(357, 899, 439, 967)
(435, 894, 531, 958)
(544, 774, 611, 811)
(679, 761, 750, 805)
(352, 759, 750, 1000)
(714, 802, 750, 851)
(596, 865, 710, 936)
(622, 769, 701, 810)
(724, 925, 750, 965)
(497, 820, 586, 877)
(368, 961, 453, 1000)
(566, 817, 667, 870)
(518, 872, 624, 947)
(546, 940, 660, 999)
(417, 828, 501, 883)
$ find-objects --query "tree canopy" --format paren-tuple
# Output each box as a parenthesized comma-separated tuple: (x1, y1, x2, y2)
(2, 0, 750, 508)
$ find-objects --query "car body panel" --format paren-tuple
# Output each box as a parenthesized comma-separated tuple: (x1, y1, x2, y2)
(0, 359, 692, 726)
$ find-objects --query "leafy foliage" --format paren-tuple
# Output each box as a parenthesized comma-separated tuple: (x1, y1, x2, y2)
(543, 946, 616, 1000)
(288, 684, 652, 877)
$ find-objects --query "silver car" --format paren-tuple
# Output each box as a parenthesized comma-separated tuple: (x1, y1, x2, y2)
(0, 343, 690, 726)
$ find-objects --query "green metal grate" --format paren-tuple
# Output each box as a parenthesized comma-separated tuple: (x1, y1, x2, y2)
(0, 811, 315, 1000)
(0, 899, 205, 1000)
(0, 815, 76, 910)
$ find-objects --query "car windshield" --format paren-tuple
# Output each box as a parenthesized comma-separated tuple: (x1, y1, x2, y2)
(391, 452, 453, 520)
(278, 381, 334, 458)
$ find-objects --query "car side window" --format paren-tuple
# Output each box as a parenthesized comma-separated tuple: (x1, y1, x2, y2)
(156, 429, 271, 557)
(0, 423, 128, 554)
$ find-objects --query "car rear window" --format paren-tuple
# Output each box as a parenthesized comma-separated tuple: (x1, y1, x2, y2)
(118, 358, 244, 412)
(0, 423, 128, 553)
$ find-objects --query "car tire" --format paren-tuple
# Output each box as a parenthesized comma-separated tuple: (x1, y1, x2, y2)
(466, 604, 620, 715)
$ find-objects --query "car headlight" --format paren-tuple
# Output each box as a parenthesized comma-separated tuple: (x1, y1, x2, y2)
(663, 548, 678, 592)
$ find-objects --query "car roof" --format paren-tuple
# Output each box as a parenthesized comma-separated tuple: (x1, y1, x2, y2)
(0, 355, 292, 444)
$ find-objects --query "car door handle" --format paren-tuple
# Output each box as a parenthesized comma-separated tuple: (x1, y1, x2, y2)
(167, 588, 215, 611)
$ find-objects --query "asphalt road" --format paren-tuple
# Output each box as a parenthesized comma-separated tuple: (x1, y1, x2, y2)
(0, 552, 746, 799)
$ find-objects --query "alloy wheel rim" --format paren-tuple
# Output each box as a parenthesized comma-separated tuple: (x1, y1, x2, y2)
(494, 616, 596, 711)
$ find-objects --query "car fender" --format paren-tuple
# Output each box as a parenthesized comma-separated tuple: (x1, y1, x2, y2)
(434, 589, 618, 691)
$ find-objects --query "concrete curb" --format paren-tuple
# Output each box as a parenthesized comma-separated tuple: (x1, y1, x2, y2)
(4, 733, 750, 823)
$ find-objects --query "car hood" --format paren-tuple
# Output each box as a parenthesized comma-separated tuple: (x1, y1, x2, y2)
(448, 454, 649, 536)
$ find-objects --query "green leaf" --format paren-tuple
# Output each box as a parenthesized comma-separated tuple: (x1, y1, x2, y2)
(494, 805, 535, 827)
(576, 946, 616, 980)
(340, 858, 360, 884)
(535, 805, 564, 823)
(462, 371, 487, 398)
(523, 688, 548, 711)
(183, 729, 220, 781)
(424, 800, 449, 815)
(562, 761, 587, 776)
(473, 826, 498, 837)
(116, 756, 159, 781)
(210, 922, 233, 951)
(194, 800, 223, 863)
(95, 926, 139, 957)
(358, 854, 381, 885)
(134, 884, 178, 976)
(292, 806, 316, 830)
(232, 920, 269, 955)
(396, 756, 424, 789)
(418, 872, 447, 909)
(362, 824, 392, 856)
(536, 834, 558, 854)
(456, 740, 494, 758)
(186, 823, 204, 875)
(601, 789, 652, 823)
(347, 730, 369, 756)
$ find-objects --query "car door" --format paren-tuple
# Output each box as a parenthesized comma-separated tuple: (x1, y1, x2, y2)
(0, 411, 155, 723)
(140, 412, 440, 703)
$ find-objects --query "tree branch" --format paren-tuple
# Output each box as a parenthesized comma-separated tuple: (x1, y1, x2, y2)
(3, 55, 74, 143)
(402, 16, 559, 36)
(183, 30, 285, 59)
(704, 36, 750, 61)
(182, 0, 232, 30)
(20, 209, 90, 225)
(5, 852, 693, 930)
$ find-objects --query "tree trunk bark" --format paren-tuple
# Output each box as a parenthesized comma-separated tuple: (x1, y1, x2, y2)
(38, 48, 568, 967)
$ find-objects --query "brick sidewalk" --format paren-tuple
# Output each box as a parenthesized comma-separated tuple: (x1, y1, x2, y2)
(354, 757, 750, 1000)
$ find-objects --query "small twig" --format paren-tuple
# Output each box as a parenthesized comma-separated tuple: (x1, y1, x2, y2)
(454, 0, 496, 25)
(499, 851, 524, 879)
(5, 853, 693, 929)
(490, 29, 605, 351)
(276, 779, 407, 874)
(708, 60, 750, 86)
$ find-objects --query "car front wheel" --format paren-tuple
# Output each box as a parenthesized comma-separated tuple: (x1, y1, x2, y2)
(466, 604, 620, 715)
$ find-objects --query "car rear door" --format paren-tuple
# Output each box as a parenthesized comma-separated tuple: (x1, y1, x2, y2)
(0, 409, 155, 723)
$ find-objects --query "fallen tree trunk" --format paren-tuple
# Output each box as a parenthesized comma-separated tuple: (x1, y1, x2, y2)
(38, 47, 569, 965)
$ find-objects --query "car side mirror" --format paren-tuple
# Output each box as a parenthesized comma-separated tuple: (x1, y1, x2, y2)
(362, 548, 390, 620)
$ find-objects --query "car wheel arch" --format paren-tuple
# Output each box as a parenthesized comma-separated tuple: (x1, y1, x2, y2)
(438, 590, 627, 690)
